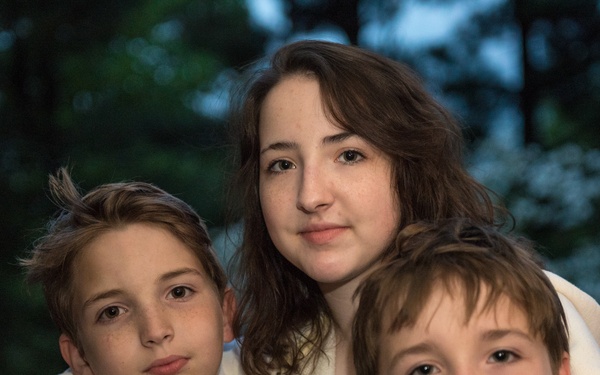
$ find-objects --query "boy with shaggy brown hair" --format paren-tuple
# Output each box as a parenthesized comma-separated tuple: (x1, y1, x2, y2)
(353, 218, 572, 375)
(21, 168, 241, 375)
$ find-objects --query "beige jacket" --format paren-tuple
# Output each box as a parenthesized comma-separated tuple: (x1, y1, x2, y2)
(266, 271, 600, 375)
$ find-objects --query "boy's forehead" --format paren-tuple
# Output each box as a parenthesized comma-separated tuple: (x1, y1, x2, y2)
(70, 224, 216, 306)
(378, 283, 556, 375)
(380, 285, 542, 355)
(385, 282, 531, 334)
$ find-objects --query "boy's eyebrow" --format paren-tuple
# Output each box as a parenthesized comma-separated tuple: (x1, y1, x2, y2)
(259, 131, 355, 155)
(389, 342, 436, 369)
(82, 289, 125, 311)
(388, 330, 534, 369)
(481, 329, 534, 342)
(82, 267, 204, 310)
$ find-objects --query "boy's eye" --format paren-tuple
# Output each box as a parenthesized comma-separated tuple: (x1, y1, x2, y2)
(409, 364, 439, 375)
(169, 286, 193, 299)
(268, 159, 296, 172)
(98, 306, 125, 321)
(489, 350, 519, 363)
(337, 150, 364, 164)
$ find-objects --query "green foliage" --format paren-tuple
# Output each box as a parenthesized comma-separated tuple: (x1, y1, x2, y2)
(1, 0, 599, 372)
(1, 1, 266, 373)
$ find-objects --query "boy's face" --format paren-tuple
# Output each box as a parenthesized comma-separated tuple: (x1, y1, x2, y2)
(60, 223, 234, 375)
(378, 286, 570, 375)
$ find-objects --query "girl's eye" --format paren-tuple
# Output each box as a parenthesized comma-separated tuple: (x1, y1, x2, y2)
(337, 150, 364, 164)
(409, 364, 439, 375)
(488, 350, 519, 363)
(98, 306, 126, 321)
(268, 159, 296, 172)
(169, 286, 193, 299)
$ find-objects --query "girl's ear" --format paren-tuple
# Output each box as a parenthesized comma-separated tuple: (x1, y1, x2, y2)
(558, 352, 571, 375)
(59, 334, 94, 375)
(222, 287, 237, 343)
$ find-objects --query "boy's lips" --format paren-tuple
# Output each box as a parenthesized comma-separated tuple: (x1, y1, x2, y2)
(144, 355, 189, 375)
(299, 224, 348, 245)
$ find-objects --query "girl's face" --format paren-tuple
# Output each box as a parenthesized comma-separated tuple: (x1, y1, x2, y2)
(258, 75, 399, 289)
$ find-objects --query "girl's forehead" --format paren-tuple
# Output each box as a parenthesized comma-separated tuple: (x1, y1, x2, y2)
(259, 78, 329, 138)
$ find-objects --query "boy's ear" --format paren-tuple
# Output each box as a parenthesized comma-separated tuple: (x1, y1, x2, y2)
(59, 334, 94, 375)
(558, 352, 571, 375)
(222, 287, 236, 343)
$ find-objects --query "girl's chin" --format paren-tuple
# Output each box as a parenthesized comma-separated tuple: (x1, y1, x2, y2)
(310, 268, 364, 289)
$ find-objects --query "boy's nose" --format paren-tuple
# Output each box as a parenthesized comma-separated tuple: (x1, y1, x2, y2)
(139, 307, 174, 347)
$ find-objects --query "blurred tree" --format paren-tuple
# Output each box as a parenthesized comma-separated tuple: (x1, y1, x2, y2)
(515, 0, 600, 146)
(2, 0, 599, 372)
(508, 0, 600, 262)
(0, 1, 266, 373)
(286, 0, 360, 44)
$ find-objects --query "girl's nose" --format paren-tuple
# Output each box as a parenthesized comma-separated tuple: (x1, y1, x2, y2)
(296, 167, 333, 213)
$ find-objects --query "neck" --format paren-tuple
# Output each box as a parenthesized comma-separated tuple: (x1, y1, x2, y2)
(320, 279, 360, 340)
(320, 277, 362, 375)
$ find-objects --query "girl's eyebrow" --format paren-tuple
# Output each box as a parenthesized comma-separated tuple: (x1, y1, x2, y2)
(322, 131, 354, 145)
(260, 141, 298, 155)
(158, 267, 204, 283)
(260, 132, 355, 155)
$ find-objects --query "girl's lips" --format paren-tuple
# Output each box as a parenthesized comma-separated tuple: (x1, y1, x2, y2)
(145, 356, 189, 375)
(300, 226, 347, 245)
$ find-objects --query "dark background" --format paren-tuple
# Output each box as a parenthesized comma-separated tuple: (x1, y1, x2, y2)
(2, 0, 599, 373)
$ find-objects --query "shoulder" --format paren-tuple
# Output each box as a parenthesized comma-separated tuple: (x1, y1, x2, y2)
(219, 341, 244, 375)
(544, 270, 600, 374)
(308, 330, 336, 375)
(292, 325, 336, 375)
(246, 325, 337, 375)
(544, 270, 600, 342)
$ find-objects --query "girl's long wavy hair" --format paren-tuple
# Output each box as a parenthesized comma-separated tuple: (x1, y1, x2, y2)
(227, 40, 506, 374)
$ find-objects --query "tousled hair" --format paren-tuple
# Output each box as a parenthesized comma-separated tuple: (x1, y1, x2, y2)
(227, 40, 506, 374)
(353, 219, 569, 375)
(21, 167, 227, 348)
